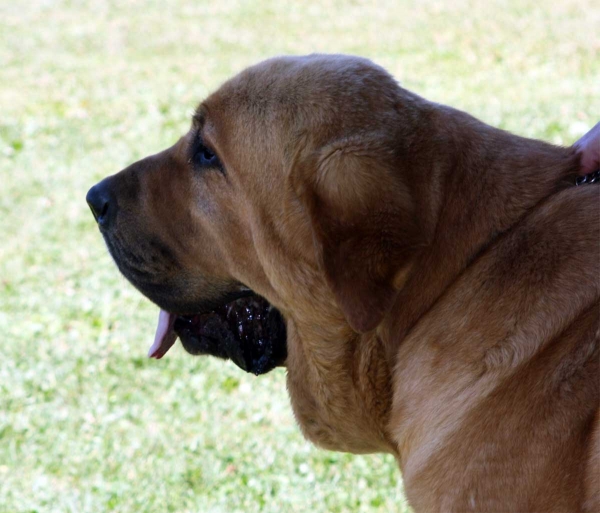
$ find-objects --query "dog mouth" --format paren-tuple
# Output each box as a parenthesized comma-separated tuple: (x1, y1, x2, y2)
(149, 294, 287, 375)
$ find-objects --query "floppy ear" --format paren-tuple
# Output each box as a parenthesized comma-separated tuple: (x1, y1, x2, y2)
(291, 137, 419, 333)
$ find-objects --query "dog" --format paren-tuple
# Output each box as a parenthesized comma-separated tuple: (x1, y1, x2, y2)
(86, 54, 599, 512)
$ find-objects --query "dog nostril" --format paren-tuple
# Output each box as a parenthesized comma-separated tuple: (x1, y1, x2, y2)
(86, 182, 112, 227)
(98, 200, 108, 219)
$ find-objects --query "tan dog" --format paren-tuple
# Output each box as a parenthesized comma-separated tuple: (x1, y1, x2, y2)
(87, 55, 599, 512)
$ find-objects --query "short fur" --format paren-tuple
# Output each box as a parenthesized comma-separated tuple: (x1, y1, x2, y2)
(90, 55, 599, 512)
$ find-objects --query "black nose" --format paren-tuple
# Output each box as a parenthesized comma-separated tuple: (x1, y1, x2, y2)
(86, 179, 113, 227)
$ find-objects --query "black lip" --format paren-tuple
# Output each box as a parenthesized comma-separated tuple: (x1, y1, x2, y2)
(94, 210, 286, 373)
(173, 294, 287, 375)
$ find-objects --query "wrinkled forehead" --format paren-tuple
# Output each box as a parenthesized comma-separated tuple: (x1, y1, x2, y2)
(200, 57, 313, 136)
(199, 55, 400, 141)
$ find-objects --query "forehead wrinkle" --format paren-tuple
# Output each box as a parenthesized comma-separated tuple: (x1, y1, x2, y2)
(191, 105, 220, 149)
(192, 105, 207, 129)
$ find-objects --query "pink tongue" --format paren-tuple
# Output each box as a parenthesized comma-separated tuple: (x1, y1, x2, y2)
(148, 309, 178, 359)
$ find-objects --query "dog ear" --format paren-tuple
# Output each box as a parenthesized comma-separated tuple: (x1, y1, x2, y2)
(291, 137, 419, 333)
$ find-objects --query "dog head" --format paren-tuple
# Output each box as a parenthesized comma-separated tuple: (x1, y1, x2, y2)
(86, 54, 426, 367)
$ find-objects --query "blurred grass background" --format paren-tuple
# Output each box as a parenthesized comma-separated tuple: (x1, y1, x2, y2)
(0, 0, 598, 511)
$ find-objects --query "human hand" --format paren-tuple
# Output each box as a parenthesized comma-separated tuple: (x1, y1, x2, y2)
(573, 122, 600, 175)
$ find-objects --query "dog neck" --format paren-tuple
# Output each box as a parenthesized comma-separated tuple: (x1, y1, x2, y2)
(379, 106, 581, 364)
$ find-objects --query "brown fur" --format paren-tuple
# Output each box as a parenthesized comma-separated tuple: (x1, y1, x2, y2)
(91, 55, 600, 512)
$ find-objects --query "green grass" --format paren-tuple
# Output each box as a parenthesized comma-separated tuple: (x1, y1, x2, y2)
(0, 0, 598, 511)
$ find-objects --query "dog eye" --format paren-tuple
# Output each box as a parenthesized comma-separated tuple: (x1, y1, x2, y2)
(193, 145, 220, 168)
